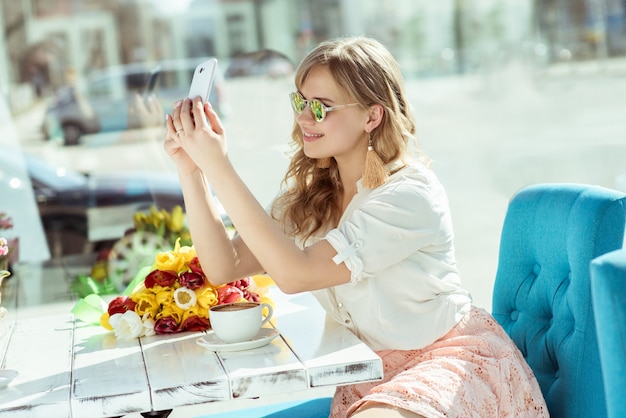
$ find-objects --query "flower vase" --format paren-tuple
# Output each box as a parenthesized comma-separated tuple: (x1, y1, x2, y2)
(0, 269, 9, 338)
(0, 269, 9, 303)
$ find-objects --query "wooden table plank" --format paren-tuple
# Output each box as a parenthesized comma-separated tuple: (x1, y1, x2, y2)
(140, 331, 230, 411)
(71, 323, 152, 417)
(1, 268, 383, 417)
(0, 315, 73, 418)
(218, 326, 308, 399)
(269, 291, 384, 388)
(302, 318, 384, 387)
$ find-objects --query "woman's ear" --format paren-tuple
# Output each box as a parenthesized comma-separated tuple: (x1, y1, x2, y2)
(366, 104, 384, 131)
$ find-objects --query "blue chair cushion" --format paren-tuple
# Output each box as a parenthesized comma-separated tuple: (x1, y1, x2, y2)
(196, 397, 333, 418)
(591, 249, 626, 418)
(491, 183, 626, 418)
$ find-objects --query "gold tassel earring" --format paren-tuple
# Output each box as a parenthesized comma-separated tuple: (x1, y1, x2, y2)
(362, 134, 387, 189)
(316, 157, 331, 168)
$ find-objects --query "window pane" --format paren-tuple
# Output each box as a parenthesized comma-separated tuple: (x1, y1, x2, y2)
(1, 0, 624, 310)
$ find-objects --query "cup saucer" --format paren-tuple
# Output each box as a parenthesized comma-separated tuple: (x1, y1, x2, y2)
(196, 328, 279, 352)
(0, 369, 18, 388)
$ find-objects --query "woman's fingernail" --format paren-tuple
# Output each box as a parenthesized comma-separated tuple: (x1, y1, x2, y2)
(175, 100, 182, 108)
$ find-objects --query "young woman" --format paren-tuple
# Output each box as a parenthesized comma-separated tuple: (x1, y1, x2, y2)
(165, 37, 547, 418)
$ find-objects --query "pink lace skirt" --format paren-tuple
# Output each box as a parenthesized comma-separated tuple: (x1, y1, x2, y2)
(331, 307, 548, 418)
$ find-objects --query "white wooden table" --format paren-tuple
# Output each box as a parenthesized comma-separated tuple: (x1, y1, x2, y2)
(0, 262, 383, 417)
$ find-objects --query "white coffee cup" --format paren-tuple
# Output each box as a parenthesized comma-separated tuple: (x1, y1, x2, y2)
(209, 302, 273, 343)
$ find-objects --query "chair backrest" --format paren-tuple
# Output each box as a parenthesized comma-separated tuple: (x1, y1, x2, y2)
(491, 183, 626, 418)
(590, 249, 626, 418)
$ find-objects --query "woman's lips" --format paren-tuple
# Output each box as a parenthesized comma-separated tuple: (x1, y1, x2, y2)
(302, 131, 323, 142)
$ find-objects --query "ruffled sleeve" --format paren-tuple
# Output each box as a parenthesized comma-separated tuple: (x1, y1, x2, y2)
(325, 174, 451, 285)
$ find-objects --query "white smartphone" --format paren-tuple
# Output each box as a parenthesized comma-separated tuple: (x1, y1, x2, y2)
(188, 58, 218, 102)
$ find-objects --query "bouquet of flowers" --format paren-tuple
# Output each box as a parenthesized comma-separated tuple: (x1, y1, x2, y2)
(0, 212, 12, 231)
(71, 205, 191, 297)
(0, 212, 13, 337)
(0, 212, 14, 271)
(132, 205, 191, 247)
(99, 239, 272, 340)
(0, 238, 9, 267)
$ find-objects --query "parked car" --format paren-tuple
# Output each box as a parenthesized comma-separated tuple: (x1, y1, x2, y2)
(0, 151, 229, 258)
(42, 58, 228, 146)
(224, 49, 294, 78)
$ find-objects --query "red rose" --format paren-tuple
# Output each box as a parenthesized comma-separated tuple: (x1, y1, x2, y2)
(182, 316, 210, 332)
(230, 277, 251, 290)
(188, 257, 204, 275)
(243, 289, 261, 303)
(179, 271, 206, 290)
(144, 269, 178, 288)
(217, 285, 244, 304)
(154, 317, 180, 334)
(107, 296, 137, 316)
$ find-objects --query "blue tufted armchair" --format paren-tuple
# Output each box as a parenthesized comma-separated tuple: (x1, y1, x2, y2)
(491, 183, 626, 418)
(591, 249, 626, 418)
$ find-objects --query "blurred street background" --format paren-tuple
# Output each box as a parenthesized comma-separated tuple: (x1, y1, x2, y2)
(1, 0, 625, 315)
(11, 57, 626, 311)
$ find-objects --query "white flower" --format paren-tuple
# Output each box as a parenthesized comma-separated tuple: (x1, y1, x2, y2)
(141, 314, 156, 337)
(109, 311, 144, 340)
(174, 286, 197, 310)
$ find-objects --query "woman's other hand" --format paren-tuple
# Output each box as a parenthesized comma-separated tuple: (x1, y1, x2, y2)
(164, 103, 198, 175)
(129, 93, 164, 129)
(172, 97, 229, 179)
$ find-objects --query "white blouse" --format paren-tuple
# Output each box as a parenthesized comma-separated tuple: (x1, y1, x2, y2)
(305, 162, 472, 351)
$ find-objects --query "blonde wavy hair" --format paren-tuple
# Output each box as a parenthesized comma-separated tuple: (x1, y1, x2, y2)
(272, 36, 419, 242)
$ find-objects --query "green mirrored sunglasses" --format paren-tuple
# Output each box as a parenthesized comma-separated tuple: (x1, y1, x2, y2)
(289, 91, 359, 122)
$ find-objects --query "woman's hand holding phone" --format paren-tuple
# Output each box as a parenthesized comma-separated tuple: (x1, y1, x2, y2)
(165, 58, 228, 176)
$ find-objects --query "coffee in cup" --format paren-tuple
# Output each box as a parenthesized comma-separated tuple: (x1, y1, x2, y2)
(209, 302, 273, 343)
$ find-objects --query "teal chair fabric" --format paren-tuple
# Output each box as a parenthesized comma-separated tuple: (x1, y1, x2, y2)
(491, 183, 626, 418)
(591, 249, 626, 418)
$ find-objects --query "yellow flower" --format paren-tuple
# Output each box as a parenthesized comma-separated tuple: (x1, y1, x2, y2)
(196, 306, 209, 319)
(154, 239, 197, 272)
(196, 286, 218, 309)
(251, 274, 275, 288)
(182, 305, 206, 323)
(167, 205, 185, 232)
(157, 304, 184, 324)
(178, 230, 192, 244)
(100, 312, 113, 330)
(177, 244, 196, 264)
(133, 212, 148, 228)
(155, 251, 186, 272)
(132, 291, 160, 318)
(154, 285, 174, 306)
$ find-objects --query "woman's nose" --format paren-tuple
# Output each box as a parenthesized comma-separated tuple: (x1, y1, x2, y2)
(295, 104, 315, 124)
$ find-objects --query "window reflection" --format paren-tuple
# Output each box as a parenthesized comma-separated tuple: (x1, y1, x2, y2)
(0, 0, 624, 310)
